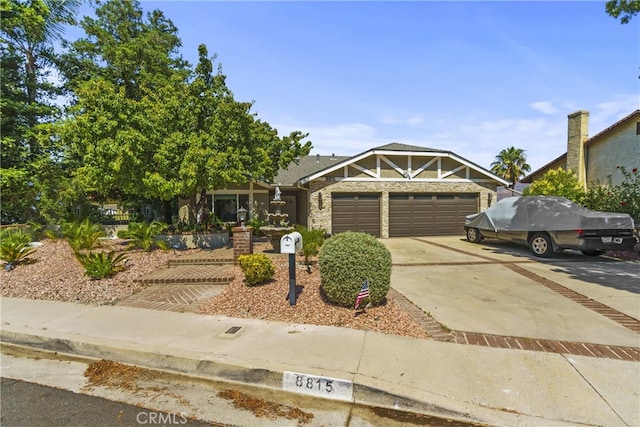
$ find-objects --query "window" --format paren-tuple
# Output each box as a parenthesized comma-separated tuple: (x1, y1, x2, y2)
(214, 195, 237, 222)
(213, 194, 250, 222)
(636, 121, 640, 135)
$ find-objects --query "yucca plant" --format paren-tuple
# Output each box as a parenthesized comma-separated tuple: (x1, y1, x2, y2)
(63, 219, 105, 252)
(76, 251, 127, 279)
(117, 221, 169, 251)
(0, 228, 37, 266)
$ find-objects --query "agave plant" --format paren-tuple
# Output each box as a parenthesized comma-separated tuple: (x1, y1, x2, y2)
(0, 228, 37, 267)
(75, 250, 127, 279)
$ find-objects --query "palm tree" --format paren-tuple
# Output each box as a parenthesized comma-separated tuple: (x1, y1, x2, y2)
(490, 147, 531, 187)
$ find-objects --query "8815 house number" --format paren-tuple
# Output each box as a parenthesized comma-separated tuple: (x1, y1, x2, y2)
(282, 371, 353, 401)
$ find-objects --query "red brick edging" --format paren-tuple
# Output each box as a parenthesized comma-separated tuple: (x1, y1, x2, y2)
(454, 331, 640, 361)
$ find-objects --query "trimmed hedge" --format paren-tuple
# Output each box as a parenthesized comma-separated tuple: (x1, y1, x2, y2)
(318, 231, 391, 307)
(238, 254, 275, 286)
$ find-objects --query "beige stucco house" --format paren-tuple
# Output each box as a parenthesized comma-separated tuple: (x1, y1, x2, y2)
(180, 143, 508, 237)
(522, 110, 640, 187)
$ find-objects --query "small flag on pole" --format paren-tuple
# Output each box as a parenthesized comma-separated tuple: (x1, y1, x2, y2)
(354, 279, 370, 309)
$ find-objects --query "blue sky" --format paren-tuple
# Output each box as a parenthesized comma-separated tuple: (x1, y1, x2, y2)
(80, 1, 639, 172)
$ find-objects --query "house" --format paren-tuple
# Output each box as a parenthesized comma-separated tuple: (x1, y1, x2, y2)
(179, 143, 509, 237)
(522, 110, 640, 187)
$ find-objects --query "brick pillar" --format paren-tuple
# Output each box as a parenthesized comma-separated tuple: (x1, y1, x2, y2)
(232, 226, 253, 262)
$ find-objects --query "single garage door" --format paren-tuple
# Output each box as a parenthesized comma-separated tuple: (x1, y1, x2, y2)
(332, 193, 381, 237)
(389, 193, 478, 237)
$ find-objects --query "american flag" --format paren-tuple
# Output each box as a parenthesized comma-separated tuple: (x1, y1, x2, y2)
(354, 279, 370, 309)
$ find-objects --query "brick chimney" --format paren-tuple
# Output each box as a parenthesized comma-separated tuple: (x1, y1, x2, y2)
(566, 110, 588, 187)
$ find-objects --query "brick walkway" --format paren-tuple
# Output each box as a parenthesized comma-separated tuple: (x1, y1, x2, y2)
(117, 251, 235, 312)
(133, 264, 235, 285)
(117, 284, 225, 313)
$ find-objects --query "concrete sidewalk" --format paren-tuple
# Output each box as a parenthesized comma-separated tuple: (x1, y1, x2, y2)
(1, 297, 637, 427)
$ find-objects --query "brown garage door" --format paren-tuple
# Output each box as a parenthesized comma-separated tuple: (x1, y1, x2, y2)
(332, 193, 381, 237)
(389, 193, 478, 237)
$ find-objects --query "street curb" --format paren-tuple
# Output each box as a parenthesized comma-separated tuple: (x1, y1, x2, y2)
(0, 328, 465, 416)
(0, 327, 595, 427)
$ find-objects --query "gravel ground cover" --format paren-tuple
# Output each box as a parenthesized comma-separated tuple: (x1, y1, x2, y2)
(0, 239, 179, 305)
(0, 239, 429, 339)
(2, 238, 637, 339)
(197, 243, 429, 339)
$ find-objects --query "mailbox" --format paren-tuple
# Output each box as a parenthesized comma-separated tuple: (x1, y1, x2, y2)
(280, 231, 303, 254)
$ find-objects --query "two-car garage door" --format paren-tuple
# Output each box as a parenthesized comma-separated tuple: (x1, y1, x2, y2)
(331, 193, 478, 237)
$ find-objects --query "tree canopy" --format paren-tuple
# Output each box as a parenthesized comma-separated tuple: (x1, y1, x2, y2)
(1, 0, 81, 223)
(523, 168, 585, 203)
(1, 0, 311, 224)
(606, 0, 640, 24)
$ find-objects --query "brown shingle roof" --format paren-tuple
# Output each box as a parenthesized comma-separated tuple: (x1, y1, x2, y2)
(271, 154, 349, 186)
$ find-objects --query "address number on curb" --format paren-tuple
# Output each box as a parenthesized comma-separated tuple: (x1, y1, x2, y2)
(282, 371, 353, 401)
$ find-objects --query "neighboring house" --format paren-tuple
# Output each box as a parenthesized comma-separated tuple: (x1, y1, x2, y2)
(522, 110, 640, 187)
(179, 143, 509, 237)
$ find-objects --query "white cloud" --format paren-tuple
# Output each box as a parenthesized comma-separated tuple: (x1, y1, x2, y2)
(276, 116, 568, 171)
(590, 95, 640, 131)
(451, 117, 567, 171)
(380, 114, 424, 126)
(271, 95, 637, 172)
(274, 122, 385, 156)
(528, 101, 558, 115)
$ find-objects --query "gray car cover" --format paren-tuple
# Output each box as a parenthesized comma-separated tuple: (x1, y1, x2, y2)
(465, 196, 634, 232)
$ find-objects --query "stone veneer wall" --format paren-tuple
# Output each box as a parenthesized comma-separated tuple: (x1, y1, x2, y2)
(307, 180, 498, 238)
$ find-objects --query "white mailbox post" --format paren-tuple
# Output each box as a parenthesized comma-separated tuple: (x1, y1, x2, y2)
(280, 232, 303, 305)
(280, 232, 302, 254)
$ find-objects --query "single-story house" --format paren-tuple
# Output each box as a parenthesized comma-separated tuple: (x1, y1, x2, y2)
(179, 143, 509, 237)
(522, 110, 640, 187)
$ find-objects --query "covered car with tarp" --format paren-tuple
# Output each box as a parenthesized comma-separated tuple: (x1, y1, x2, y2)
(464, 196, 636, 257)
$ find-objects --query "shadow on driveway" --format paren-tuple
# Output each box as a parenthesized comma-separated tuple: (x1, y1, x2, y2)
(543, 260, 640, 295)
(469, 239, 640, 295)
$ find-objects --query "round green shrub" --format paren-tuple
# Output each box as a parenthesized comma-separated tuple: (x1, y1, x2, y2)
(238, 254, 276, 286)
(318, 231, 391, 307)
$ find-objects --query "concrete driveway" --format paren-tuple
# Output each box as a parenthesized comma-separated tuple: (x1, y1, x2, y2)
(384, 236, 640, 348)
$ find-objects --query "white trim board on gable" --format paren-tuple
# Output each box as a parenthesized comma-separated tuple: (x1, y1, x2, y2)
(301, 148, 509, 186)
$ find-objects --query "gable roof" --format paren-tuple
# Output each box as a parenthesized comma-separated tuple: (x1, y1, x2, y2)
(521, 110, 640, 183)
(297, 142, 509, 185)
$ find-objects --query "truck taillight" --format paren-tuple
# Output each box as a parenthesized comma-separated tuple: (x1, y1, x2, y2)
(575, 229, 585, 236)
